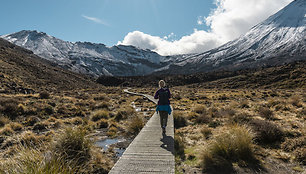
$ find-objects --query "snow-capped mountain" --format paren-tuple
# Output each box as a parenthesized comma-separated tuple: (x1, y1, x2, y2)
(1, 30, 173, 76)
(1, 0, 305, 76)
(157, 0, 305, 74)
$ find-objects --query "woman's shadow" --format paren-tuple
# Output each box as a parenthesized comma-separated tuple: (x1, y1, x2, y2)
(160, 133, 174, 156)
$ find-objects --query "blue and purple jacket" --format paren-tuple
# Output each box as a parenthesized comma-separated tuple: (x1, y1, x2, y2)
(154, 87, 172, 115)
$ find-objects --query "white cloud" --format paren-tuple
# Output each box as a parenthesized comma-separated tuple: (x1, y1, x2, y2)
(118, 0, 293, 55)
(197, 16, 205, 25)
(82, 15, 110, 26)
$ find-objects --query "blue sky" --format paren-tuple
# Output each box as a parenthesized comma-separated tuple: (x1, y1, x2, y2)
(0, 0, 214, 45)
(1, 0, 292, 55)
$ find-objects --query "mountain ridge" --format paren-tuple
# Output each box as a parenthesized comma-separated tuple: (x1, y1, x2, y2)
(1, 0, 305, 76)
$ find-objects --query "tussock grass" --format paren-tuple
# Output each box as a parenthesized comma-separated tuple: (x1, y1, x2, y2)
(95, 119, 109, 129)
(257, 107, 274, 120)
(200, 126, 212, 139)
(0, 116, 10, 127)
(0, 98, 20, 119)
(24, 116, 40, 126)
(0, 145, 76, 174)
(39, 91, 50, 99)
(250, 119, 284, 145)
(127, 115, 144, 135)
(8, 122, 23, 131)
(52, 126, 92, 167)
(0, 125, 14, 136)
(201, 125, 255, 173)
(193, 105, 206, 114)
(174, 135, 185, 160)
(107, 126, 118, 137)
(91, 110, 109, 122)
(115, 107, 135, 121)
(173, 111, 187, 129)
(290, 96, 302, 107)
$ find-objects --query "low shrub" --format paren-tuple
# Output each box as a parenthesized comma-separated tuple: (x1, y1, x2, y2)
(249, 119, 284, 145)
(173, 111, 187, 129)
(258, 107, 274, 120)
(91, 110, 109, 122)
(96, 119, 109, 129)
(239, 99, 250, 108)
(229, 112, 252, 124)
(127, 115, 144, 135)
(92, 102, 110, 110)
(200, 126, 212, 139)
(32, 122, 48, 131)
(43, 105, 54, 115)
(195, 112, 211, 124)
(193, 105, 206, 114)
(25, 116, 40, 126)
(39, 91, 50, 99)
(0, 98, 20, 119)
(0, 116, 10, 127)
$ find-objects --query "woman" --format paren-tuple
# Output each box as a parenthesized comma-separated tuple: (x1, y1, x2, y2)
(154, 80, 172, 134)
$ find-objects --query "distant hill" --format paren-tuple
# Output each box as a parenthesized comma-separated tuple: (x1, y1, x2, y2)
(0, 38, 98, 94)
(97, 60, 306, 89)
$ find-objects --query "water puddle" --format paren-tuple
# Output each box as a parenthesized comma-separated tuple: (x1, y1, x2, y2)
(96, 138, 126, 157)
(131, 102, 142, 112)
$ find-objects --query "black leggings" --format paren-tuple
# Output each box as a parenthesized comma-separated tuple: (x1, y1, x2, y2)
(159, 111, 168, 128)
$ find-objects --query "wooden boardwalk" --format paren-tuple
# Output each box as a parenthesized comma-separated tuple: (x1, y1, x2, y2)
(109, 90, 174, 174)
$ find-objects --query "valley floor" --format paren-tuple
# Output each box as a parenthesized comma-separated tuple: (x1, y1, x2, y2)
(0, 86, 305, 174)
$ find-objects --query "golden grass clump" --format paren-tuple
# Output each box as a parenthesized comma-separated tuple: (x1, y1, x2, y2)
(201, 125, 255, 172)
(7, 122, 23, 131)
(257, 106, 274, 120)
(0, 145, 76, 174)
(193, 105, 207, 114)
(115, 106, 135, 121)
(70, 117, 84, 125)
(290, 96, 302, 107)
(173, 111, 187, 129)
(52, 126, 92, 167)
(200, 126, 212, 139)
(0, 125, 14, 136)
(107, 126, 118, 137)
(91, 110, 109, 122)
(174, 135, 185, 160)
(19, 131, 42, 147)
(0, 116, 10, 127)
(127, 115, 144, 135)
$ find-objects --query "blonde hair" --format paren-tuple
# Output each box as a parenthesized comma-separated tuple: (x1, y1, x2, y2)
(159, 80, 166, 88)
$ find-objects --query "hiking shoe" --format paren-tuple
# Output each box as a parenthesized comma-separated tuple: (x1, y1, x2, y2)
(162, 127, 166, 134)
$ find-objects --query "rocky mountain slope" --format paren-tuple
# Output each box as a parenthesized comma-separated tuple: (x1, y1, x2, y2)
(1, 30, 172, 76)
(157, 0, 306, 74)
(0, 38, 97, 93)
(1, 0, 305, 76)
